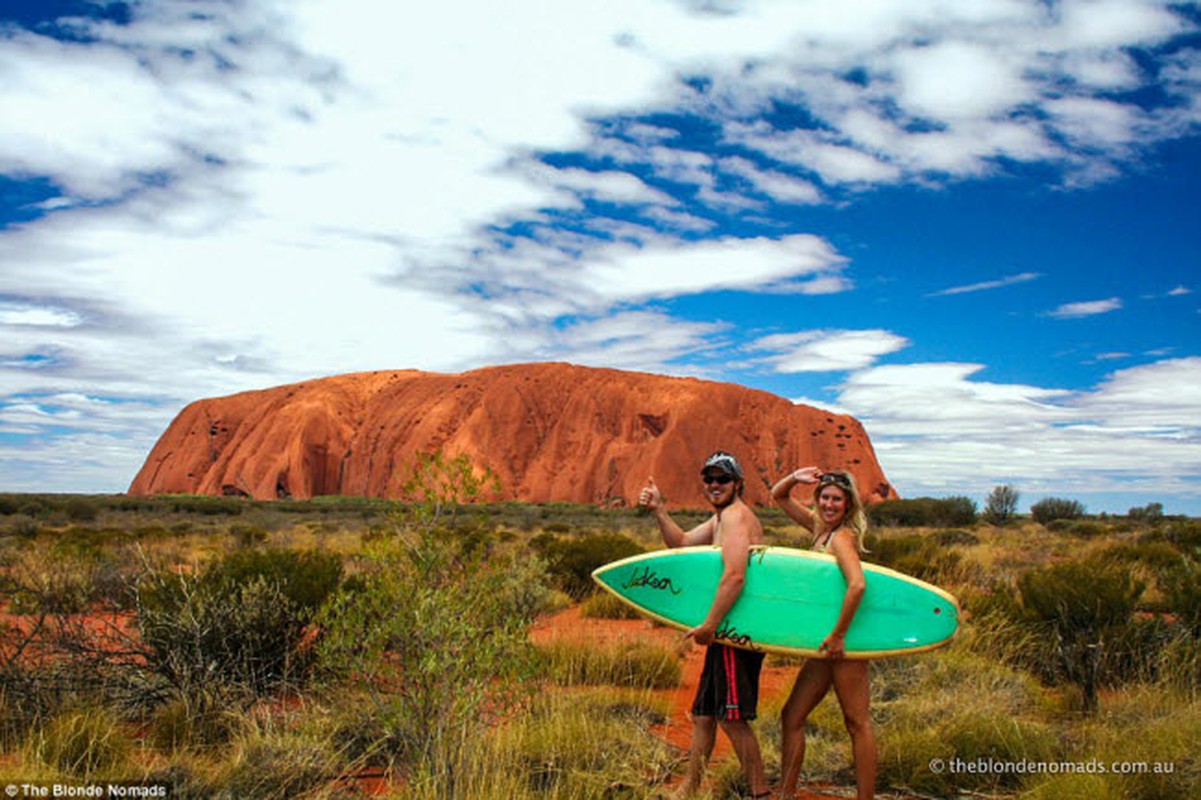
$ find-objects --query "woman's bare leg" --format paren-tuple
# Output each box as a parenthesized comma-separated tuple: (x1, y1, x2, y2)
(832, 660, 876, 800)
(778, 659, 832, 797)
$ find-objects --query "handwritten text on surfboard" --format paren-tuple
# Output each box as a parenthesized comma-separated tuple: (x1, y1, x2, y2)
(716, 621, 757, 650)
(622, 566, 683, 595)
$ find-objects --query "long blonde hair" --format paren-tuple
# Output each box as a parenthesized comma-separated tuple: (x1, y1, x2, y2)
(814, 471, 868, 553)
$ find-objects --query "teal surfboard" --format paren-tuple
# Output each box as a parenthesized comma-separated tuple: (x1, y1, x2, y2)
(592, 546, 959, 659)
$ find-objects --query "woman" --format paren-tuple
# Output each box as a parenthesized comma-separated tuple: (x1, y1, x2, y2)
(770, 467, 876, 800)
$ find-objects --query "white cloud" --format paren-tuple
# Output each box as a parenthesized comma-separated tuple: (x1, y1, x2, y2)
(928, 271, 1042, 297)
(579, 235, 848, 304)
(0, 302, 83, 327)
(720, 157, 824, 204)
(1048, 297, 1124, 318)
(892, 41, 1032, 121)
(751, 329, 909, 373)
(524, 311, 728, 374)
(836, 358, 1201, 501)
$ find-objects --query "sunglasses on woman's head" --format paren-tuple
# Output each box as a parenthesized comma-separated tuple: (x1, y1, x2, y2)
(702, 474, 734, 485)
(819, 472, 851, 488)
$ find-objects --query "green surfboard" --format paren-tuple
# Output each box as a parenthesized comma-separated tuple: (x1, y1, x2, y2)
(592, 546, 959, 659)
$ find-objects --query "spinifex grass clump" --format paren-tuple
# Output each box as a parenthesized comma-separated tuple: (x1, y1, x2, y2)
(580, 589, 643, 620)
(537, 639, 682, 690)
(481, 688, 677, 800)
(25, 706, 135, 780)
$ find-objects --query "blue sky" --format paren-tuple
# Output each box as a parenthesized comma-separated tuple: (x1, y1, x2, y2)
(1, 0, 1199, 513)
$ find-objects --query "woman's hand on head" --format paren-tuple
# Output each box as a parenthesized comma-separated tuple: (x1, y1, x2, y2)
(792, 467, 822, 484)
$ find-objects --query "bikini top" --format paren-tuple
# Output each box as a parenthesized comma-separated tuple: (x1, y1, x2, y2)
(813, 527, 840, 553)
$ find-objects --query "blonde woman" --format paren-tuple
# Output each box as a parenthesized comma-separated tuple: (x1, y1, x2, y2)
(770, 467, 876, 800)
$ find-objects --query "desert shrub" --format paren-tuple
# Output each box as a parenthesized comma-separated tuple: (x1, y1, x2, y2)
(538, 639, 682, 689)
(137, 572, 315, 700)
(64, 497, 100, 522)
(5, 514, 41, 538)
(864, 533, 963, 583)
(6, 539, 134, 614)
(1161, 563, 1201, 637)
(149, 694, 243, 751)
(1018, 558, 1142, 712)
(26, 706, 135, 779)
(168, 495, 245, 516)
(229, 523, 268, 548)
(316, 453, 551, 788)
(868, 496, 977, 528)
(1030, 496, 1086, 524)
(580, 590, 643, 620)
(932, 528, 980, 546)
(1128, 501, 1165, 523)
(982, 484, 1020, 525)
(531, 532, 644, 599)
(1046, 519, 1108, 537)
(317, 533, 549, 783)
(1149, 519, 1201, 556)
(205, 548, 343, 615)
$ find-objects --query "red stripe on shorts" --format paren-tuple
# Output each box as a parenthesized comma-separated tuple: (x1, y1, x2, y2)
(724, 645, 741, 721)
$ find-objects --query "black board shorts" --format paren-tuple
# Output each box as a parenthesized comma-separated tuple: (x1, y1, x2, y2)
(692, 643, 765, 721)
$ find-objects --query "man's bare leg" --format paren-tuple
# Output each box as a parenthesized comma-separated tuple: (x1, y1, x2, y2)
(676, 715, 716, 797)
(718, 719, 770, 797)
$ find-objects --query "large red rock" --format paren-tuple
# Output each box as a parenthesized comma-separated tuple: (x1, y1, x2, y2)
(128, 362, 896, 507)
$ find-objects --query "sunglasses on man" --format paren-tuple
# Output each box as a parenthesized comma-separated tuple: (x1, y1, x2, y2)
(702, 473, 735, 485)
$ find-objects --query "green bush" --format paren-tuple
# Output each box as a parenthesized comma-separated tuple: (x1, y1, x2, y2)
(1161, 563, 1201, 637)
(137, 572, 316, 699)
(1128, 501, 1164, 522)
(532, 532, 644, 599)
(868, 496, 977, 527)
(1046, 519, 1109, 537)
(205, 548, 343, 615)
(865, 533, 963, 583)
(1018, 559, 1142, 712)
(64, 498, 100, 522)
(168, 495, 245, 516)
(316, 530, 551, 780)
(1031, 496, 1086, 524)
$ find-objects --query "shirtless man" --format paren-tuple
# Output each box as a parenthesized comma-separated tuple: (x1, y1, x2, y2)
(639, 451, 769, 798)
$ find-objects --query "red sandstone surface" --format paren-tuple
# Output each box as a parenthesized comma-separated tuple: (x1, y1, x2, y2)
(129, 362, 896, 507)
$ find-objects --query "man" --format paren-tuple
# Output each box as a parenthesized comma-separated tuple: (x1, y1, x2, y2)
(639, 451, 769, 798)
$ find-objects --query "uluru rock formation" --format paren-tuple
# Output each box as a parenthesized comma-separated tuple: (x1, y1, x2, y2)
(129, 362, 896, 507)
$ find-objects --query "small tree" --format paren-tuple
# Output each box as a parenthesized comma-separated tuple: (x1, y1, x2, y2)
(982, 485, 1019, 525)
(317, 451, 551, 790)
(1030, 496, 1085, 524)
(1128, 502, 1164, 522)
